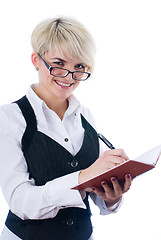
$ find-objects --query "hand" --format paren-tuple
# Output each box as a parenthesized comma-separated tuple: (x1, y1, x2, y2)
(79, 149, 129, 184)
(92, 174, 132, 208)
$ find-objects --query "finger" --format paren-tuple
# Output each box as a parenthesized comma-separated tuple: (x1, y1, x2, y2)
(101, 159, 123, 169)
(101, 181, 113, 195)
(108, 149, 129, 160)
(110, 177, 122, 196)
(101, 152, 126, 166)
(123, 174, 132, 193)
(109, 156, 126, 165)
(91, 186, 106, 200)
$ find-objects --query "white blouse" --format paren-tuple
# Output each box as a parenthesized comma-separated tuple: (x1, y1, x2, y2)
(0, 84, 121, 239)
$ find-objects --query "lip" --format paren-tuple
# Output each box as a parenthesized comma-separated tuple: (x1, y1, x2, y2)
(54, 80, 74, 88)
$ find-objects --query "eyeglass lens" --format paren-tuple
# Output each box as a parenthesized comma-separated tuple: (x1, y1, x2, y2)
(51, 68, 88, 80)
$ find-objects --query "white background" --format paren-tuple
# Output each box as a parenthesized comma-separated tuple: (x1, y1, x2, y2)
(0, 0, 161, 239)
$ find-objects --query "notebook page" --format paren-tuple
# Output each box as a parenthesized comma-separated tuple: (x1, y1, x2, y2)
(134, 145, 161, 165)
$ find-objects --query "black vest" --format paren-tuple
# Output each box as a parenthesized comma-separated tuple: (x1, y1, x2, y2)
(5, 96, 99, 240)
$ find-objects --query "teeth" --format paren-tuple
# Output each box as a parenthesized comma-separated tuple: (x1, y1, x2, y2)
(56, 81, 72, 87)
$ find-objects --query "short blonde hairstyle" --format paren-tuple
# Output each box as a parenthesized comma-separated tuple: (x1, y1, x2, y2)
(31, 17, 96, 73)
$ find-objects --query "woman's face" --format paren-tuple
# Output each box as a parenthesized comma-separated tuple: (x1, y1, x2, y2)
(32, 50, 86, 102)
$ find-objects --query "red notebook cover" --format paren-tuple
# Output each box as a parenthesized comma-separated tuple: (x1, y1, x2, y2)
(72, 145, 161, 191)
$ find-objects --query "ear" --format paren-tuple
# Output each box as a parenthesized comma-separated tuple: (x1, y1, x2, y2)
(31, 52, 39, 69)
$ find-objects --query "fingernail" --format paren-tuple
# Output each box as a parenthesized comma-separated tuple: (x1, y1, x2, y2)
(101, 181, 106, 185)
(127, 174, 131, 178)
(111, 177, 116, 181)
(92, 187, 95, 191)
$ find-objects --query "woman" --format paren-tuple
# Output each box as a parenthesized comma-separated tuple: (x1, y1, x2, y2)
(0, 17, 132, 240)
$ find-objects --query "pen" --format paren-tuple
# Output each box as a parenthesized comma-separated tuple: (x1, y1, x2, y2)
(98, 133, 115, 149)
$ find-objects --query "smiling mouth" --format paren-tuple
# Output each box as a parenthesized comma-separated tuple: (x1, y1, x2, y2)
(55, 80, 74, 87)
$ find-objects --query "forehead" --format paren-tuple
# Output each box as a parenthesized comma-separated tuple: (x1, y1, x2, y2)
(45, 48, 83, 65)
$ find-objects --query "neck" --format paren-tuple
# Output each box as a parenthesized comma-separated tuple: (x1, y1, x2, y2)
(47, 99, 69, 120)
(33, 86, 69, 120)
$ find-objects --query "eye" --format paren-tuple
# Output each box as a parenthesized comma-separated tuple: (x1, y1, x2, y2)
(53, 61, 64, 67)
(75, 64, 85, 71)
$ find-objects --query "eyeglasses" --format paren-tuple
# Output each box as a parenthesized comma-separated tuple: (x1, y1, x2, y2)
(38, 54, 91, 81)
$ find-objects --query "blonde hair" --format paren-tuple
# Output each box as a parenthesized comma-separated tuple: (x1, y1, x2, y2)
(31, 17, 96, 73)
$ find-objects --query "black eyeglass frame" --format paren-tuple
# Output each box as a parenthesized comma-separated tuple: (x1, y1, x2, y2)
(38, 53, 91, 81)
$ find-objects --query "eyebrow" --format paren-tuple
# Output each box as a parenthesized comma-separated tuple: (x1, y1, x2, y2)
(50, 57, 67, 63)
(50, 57, 85, 68)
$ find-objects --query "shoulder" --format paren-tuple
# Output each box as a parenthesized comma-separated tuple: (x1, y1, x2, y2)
(0, 102, 26, 135)
(0, 102, 22, 120)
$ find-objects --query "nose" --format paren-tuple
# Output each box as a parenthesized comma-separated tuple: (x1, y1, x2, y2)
(65, 71, 73, 81)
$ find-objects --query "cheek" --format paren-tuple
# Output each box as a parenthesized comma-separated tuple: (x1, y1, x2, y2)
(38, 69, 51, 83)
(74, 81, 80, 88)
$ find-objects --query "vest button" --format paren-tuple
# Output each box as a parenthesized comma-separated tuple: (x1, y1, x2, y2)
(64, 138, 69, 142)
(66, 218, 74, 226)
(71, 160, 79, 168)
